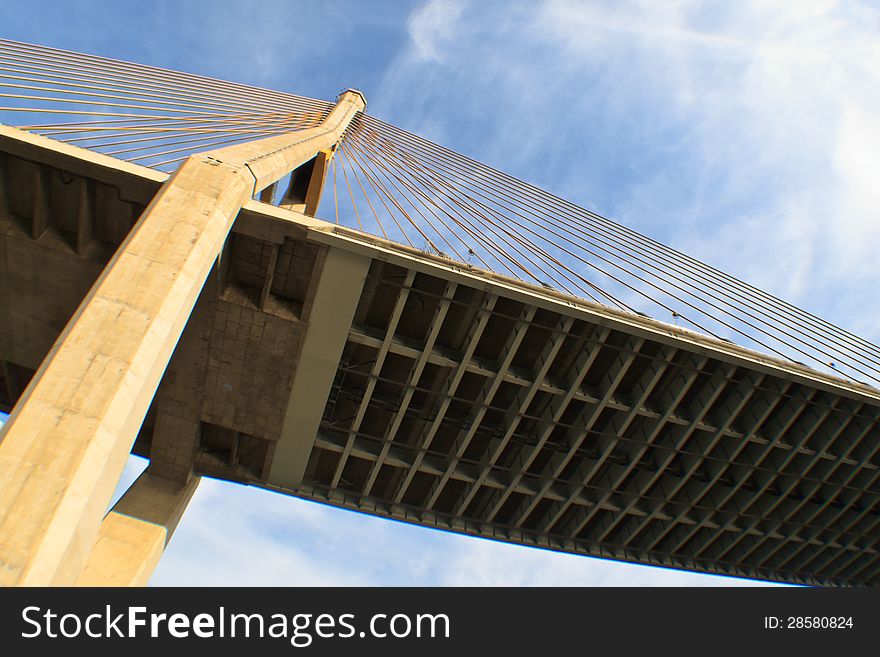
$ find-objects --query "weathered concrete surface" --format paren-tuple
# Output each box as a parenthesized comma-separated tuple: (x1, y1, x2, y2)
(0, 90, 365, 586)
(77, 471, 200, 586)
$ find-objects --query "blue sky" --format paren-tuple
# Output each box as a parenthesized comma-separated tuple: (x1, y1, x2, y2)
(3, 0, 879, 585)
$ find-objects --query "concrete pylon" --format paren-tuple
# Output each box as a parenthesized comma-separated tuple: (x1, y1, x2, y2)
(0, 90, 366, 586)
(77, 471, 200, 586)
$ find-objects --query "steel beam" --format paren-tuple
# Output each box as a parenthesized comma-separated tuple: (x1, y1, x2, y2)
(362, 281, 457, 497)
(394, 293, 497, 506)
(330, 269, 416, 489)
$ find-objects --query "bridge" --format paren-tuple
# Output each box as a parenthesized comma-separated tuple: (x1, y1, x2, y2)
(0, 39, 878, 587)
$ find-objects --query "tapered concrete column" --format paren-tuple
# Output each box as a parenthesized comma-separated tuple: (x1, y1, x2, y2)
(0, 158, 252, 587)
(0, 90, 365, 586)
(211, 89, 364, 194)
(77, 471, 199, 587)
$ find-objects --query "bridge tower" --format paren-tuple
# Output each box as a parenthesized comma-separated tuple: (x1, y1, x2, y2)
(0, 40, 878, 586)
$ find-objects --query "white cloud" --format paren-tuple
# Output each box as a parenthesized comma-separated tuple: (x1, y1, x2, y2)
(375, 0, 880, 326)
(832, 106, 880, 267)
(407, 0, 465, 62)
(539, 0, 880, 308)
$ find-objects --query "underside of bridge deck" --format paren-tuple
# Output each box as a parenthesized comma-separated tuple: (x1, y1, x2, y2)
(298, 259, 880, 587)
(1, 127, 879, 587)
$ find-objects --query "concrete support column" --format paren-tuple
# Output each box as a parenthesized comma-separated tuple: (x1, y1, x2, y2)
(0, 90, 365, 586)
(77, 471, 200, 587)
(0, 157, 254, 587)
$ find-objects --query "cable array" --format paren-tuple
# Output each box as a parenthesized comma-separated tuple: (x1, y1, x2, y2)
(0, 39, 876, 388)
(0, 38, 332, 171)
(329, 113, 880, 387)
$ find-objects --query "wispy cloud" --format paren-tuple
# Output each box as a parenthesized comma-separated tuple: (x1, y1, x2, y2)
(407, 0, 465, 62)
(375, 0, 880, 332)
(544, 1, 880, 319)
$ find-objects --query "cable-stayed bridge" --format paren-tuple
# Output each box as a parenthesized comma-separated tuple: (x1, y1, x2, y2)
(0, 39, 877, 586)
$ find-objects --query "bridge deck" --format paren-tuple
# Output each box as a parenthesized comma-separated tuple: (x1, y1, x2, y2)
(299, 255, 880, 587)
(1, 126, 878, 586)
